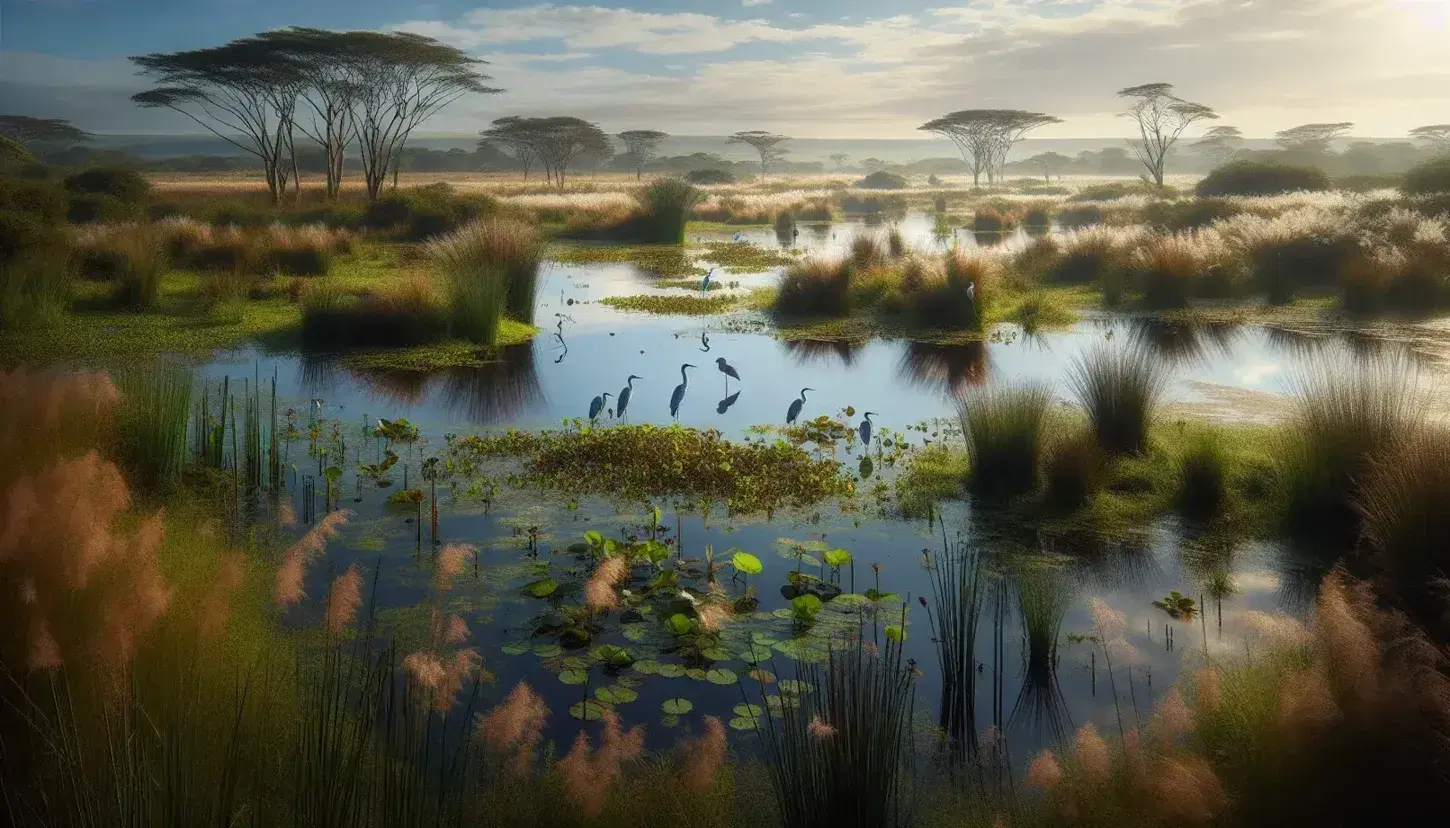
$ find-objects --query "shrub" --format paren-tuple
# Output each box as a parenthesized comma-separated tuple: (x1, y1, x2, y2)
(1178, 429, 1228, 519)
(684, 168, 735, 185)
(103, 225, 170, 311)
(0, 177, 68, 222)
(1068, 344, 1168, 455)
(1336, 173, 1403, 193)
(857, 171, 908, 190)
(427, 217, 543, 343)
(1278, 353, 1421, 540)
(1143, 198, 1244, 232)
(933, 195, 948, 213)
(1195, 160, 1331, 198)
(1401, 156, 1450, 197)
(1068, 182, 1144, 202)
(775, 257, 852, 316)
(66, 193, 139, 224)
(1057, 205, 1103, 230)
(958, 383, 1053, 497)
(63, 166, 151, 204)
(1250, 234, 1356, 304)
(0, 133, 35, 166)
(848, 234, 888, 269)
(363, 185, 500, 241)
(774, 212, 795, 235)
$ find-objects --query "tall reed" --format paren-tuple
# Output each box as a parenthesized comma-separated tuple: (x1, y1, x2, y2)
(957, 382, 1053, 496)
(106, 224, 170, 311)
(923, 534, 985, 762)
(1068, 344, 1168, 455)
(116, 364, 194, 493)
(1278, 351, 1421, 539)
(428, 218, 543, 342)
(637, 177, 699, 244)
(1010, 565, 1073, 742)
(775, 257, 852, 316)
(755, 619, 917, 828)
(1357, 427, 1450, 631)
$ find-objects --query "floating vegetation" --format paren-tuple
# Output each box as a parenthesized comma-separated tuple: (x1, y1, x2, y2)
(695, 241, 796, 273)
(547, 243, 706, 278)
(1152, 590, 1198, 621)
(446, 424, 854, 514)
(599, 294, 740, 315)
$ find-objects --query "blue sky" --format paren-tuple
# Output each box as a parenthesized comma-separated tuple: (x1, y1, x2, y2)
(2, 1, 1447, 138)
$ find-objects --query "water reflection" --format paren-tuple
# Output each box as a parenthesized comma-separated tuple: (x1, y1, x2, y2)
(1128, 318, 1241, 367)
(781, 337, 865, 368)
(899, 340, 990, 394)
(716, 390, 741, 414)
(439, 344, 544, 424)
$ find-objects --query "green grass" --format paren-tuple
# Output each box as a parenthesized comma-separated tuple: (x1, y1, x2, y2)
(894, 444, 969, 518)
(959, 383, 1053, 498)
(599, 294, 740, 315)
(1178, 427, 1229, 519)
(336, 327, 538, 371)
(695, 241, 795, 274)
(1068, 344, 1169, 455)
(430, 218, 544, 344)
(115, 364, 193, 494)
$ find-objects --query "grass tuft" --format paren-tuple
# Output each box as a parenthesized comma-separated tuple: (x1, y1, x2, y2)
(958, 382, 1053, 497)
(1067, 344, 1168, 455)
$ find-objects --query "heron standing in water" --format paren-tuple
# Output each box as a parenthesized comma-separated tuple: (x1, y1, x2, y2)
(701, 268, 715, 293)
(787, 387, 814, 424)
(859, 412, 877, 447)
(617, 375, 642, 420)
(589, 392, 612, 421)
(670, 364, 696, 418)
(715, 357, 740, 392)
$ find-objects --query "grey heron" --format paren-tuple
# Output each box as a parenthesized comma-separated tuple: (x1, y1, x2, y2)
(588, 393, 612, 421)
(859, 412, 877, 447)
(715, 357, 740, 392)
(787, 388, 814, 424)
(617, 375, 642, 419)
(701, 268, 715, 292)
(670, 364, 696, 418)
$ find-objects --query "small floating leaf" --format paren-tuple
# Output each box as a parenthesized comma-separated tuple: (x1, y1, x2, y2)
(686, 667, 708, 681)
(733, 703, 764, 718)
(885, 624, 906, 643)
(532, 643, 563, 658)
(729, 716, 760, 731)
(524, 579, 558, 598)
(595, 685, 638, 704)
(662, 697, 694, 715)
(569, 700, 611, 721)
(502, 642, 530, 656)
(591, 645, 634, 668)
(559, 669, 589, 685)
(706, 668, 738, 685)
(633, 659, 662, 675)
(731, 552, 763, 575)
(700, 647, 731, 662)
(824, 548, 852, 568)
(658, 663, 687, 678)
(660, 713, 681, 727)
(667, 613, 694, 636)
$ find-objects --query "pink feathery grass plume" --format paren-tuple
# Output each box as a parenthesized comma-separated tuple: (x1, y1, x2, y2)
(274, 510, 350, 607)
(585, 555, 630, 612)
(435, 543, 473, 592)
(558, 712, 645, 817)
(325, 563, 364, 634)
(474, 681, 550, 777)
(681, 716, 728, 793)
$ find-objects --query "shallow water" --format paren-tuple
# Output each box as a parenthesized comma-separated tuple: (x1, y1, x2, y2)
(198, 212, 1450, 761)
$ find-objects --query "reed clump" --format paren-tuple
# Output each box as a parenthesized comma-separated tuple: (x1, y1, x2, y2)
(1356, 427, 1450, 630)
(300, 275, 450, 349)
(958, 382, 1053, 497)
(115, 364, 193, 493)
(775, 257, 853, 317)
(428, 217, 543, 344)
(1068, 344, 1169, 455)
(1177, 428, 1229, 519)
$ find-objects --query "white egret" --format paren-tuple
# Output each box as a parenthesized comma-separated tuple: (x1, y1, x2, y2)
(787, 387, 814, 424)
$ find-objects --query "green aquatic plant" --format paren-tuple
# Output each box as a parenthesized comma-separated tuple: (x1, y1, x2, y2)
(1152, 590, 1198, 621)
(958, 382, 1053, 498)
(115, 363, 192, 493)
(598, 294, 738, 315)
(922, 535, 986, 761)
(447, 424, 853, 515)
(428, 217, 543, 344)
(1068, 343, 1168, 455)
(637, 177, 700, 244)
(1178, 427, 1229, 519)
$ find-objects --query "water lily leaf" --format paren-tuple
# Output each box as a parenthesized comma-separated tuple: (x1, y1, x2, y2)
(502, 641, 530, 656)
(524, 579, 558, 598)
(865, 589, 900, 603)
(662, 697, 694, 715)
(666, 613, 694, 636)
(658, 663, 687, 678)
(584, 530, 604, 548)
(660, 713, 681, 727)
(559, 669, 589, 685)
(728, 716, 760, 731)
(569, 700, 611, 721)
(831, 593, 871, 607)
(633, 659, 662, 675)
(777, 679, 812, 695)
(748, 669, 777, 684)
(790, 594, 822, 620)
(651, 505, 663, 529)
(739, 643, 774, 663)
(622, 625, 649, 642)
(699, 647, 731, 662)
(706, 668, 738, 685)
(562, 656, 590, 671)
(532, 643, 563, 658)
(751, 633, 779, 646)
(685, 668, 708, 681)
(595, 685, 638, 704)
(824, 548, 852, 568)
(731, 552, 763, 575)
(773, 640, 829, 664)
(591, 645, 634, 668)
(733, 703, 764, 718)
(763, 694, 798, 716)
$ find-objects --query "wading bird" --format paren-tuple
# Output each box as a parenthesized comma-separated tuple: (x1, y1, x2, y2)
(787, 388, 814, 424)
(715, 357, 740, 391)
(617, 375, 642, 419)
(717, 390, 740, 414)
(859, 412, 877, 447)
(589, 392, 612, 421)
(701, 268, 715, 293)
(670, 364, 696, 418)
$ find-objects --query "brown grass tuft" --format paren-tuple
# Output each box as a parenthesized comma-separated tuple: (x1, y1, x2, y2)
(1071, 722, 1111, 788)
(1026, 750, 1062, 790)
(324, 563, 364, 634)
(680, 715, 728, 793)
(558, 711, 645, 817)
(585, 555, 630, 612)
(475, 681, 550, 777)
(435, 543, 472, 592)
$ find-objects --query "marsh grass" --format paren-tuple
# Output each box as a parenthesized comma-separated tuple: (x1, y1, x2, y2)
(1278, 352, 1422, 540)
(100, 225, 169, 311)
(599, 294, 738, 315)
(1011, 566, 1073, 742)
(1043, 429, 1107, 510)
(1068, 345, 1168, 455)
(958, 383, 1053, 497)
(115, 364, 193, 493)
(1358, 427, 1450, 631)
(1177, 428, 1229, 520)
(301, 276, 450, 349)
(428, 218, 543, 343)
(756, 621, 917, 828)
(0, 247, 73, 331)
(923, 535, 985, 761)
(636, 178, 699, 244)
(776, 257, 853, 317)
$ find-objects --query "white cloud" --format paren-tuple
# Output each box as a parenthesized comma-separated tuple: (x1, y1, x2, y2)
(742, 0, 774, 6)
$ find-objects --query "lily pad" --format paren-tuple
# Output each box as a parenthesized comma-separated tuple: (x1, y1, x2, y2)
(658, 663, 687, 678)
(502, 641, 531, 656)
(533, 643, 563, 658)
(622, 624, 649, 642)
(562, 656, 590, 671)
(733, 703, 764, 718)
(595, 685, 639, 704)
(633, 659, 662, 675)
(731, 552, 763, 575)
(524, 578, 559, 598)
(777, 679, 812, 695)
(824, 548, 852, 567)
(729, 716, 759, 731)
(662, 697, 694, 715)
(686, 667, 709, 681)
(739, 642, 774, 663)
(748, 669, 777, 684)
(700, 647, 731, 662)
(569, 700, 612, 721)
(660, 713, 681, 727)
(559, 669, 589, 685)
(591, 645, 634, 668)
(706, 668, 738, 685)
(885, 624, 906, 642)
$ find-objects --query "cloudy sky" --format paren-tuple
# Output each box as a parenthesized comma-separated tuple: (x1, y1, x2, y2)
(2, 0, 1447, 138)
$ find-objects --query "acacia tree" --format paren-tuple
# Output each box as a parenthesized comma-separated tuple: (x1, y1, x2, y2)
(1117, 83, 1217, 187)
(1275, 122, 1354, 154)
(829, 152, 850, 170)
(920, 110, 1061, 187)
(1193, 125, 1243, 168)
(1410, 125, 1450, 157)
(0, 116, 92, 149)
(484, 117, 610, 188)
(1025, 151, 1072, 182)
(479, 117, 538, 179)
(131, 40, 301, 203)
(727, 131, 790, 178)
(617, 129, 668, 179)
(247, 29, 357, 200)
